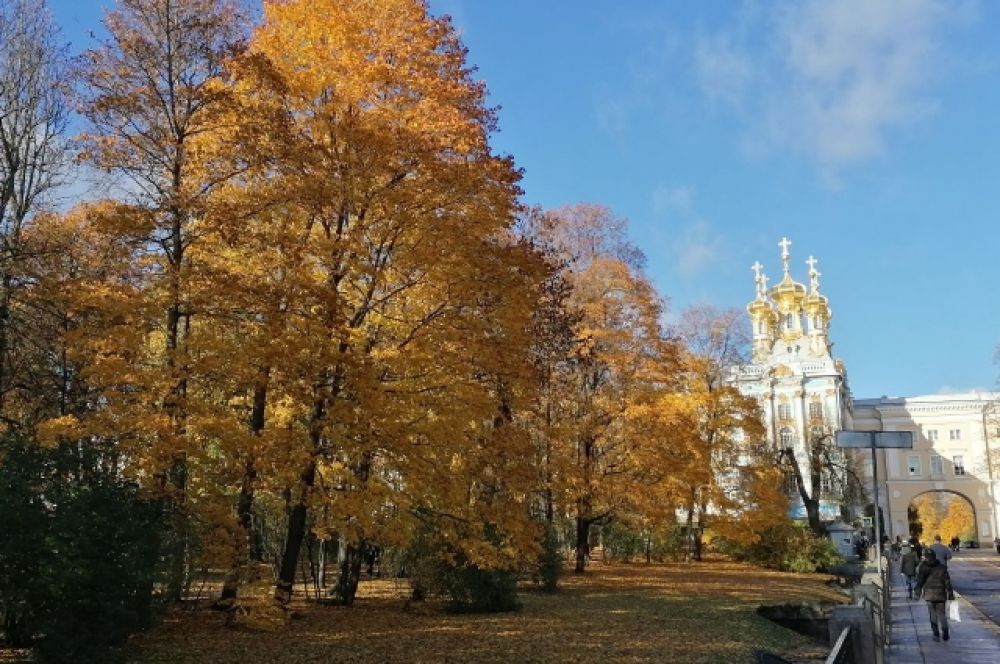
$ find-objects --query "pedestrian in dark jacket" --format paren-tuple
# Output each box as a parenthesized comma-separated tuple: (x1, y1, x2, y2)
(914, 549, 955, 642)
(930, 534, 952, 567)
(900, 545, 919, 600)
(909, 536, 923, 561)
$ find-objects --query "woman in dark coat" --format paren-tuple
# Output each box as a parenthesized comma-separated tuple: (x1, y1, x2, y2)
(900, 545, 919, 600)
(914, 549, 955, 642)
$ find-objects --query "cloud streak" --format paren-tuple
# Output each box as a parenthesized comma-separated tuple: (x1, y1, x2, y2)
(694, 0, 968, 177)
(650, 185, 725, 279)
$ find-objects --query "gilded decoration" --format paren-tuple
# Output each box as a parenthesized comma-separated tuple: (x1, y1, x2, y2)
(772, 364, 794, 378)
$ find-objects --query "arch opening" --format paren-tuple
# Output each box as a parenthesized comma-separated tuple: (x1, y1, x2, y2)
(907, 490, 978, 546)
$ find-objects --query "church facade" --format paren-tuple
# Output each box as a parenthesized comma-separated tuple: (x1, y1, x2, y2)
(732, 238, 1000, 544)
(730, 238, 852, 521)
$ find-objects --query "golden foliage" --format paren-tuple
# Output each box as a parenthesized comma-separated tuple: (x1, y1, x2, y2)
(9, 0, 798, 617)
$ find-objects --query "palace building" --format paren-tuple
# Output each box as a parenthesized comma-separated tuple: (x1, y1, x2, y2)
(732, 238, 1000, 544)
(852, 394, 1000, 545)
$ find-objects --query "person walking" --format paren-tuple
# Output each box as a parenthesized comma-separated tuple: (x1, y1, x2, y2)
(914, 549, 955, 642)
(900, 544, 919, 600)
(891, 535, 903, 562)
(910, 536, 924, 561)
(930, 534, 953, 567)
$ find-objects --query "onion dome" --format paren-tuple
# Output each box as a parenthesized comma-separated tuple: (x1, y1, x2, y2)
(803, 255, 832, 323)
(768, 237, 807, 308)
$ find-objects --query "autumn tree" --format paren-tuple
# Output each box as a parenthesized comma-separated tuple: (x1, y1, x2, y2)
(0, 0, 68, 427)
(521, 204, 679, 573)
(776, 427, 866, 536)
(222, 0, 534, 604)
(912, 492, 975, 543)
(76, 0, 249, 598)
(911, 493, 942, 540)
(664, 306, 768, 560)
(938, 494, 975, 542)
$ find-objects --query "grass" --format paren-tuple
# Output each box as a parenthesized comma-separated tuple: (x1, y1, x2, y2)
(120, 559, 846, 664)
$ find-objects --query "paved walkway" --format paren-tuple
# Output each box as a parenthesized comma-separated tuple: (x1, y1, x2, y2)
(887, 550, 1000, 663)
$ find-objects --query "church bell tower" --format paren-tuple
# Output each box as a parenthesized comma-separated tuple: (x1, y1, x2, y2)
(733, 238, 851, 521)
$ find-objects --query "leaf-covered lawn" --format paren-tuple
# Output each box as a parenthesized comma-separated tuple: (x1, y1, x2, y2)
(123, 560, 845, 664)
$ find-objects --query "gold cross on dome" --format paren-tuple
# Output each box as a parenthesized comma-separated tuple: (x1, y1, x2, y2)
(778, 237, 792, 259)
(778, 237, 792, 274)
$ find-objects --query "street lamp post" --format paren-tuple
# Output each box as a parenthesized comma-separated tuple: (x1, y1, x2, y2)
(836, 430, 913, 563)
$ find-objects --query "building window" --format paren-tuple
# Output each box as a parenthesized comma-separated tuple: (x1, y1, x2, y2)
(808, 402, 823, 420)
(784, 472, 798, 494)
(779, 427, 795, 448)
(777, 403, 792, 420)
(927, 429, 938, 442)
(907, 455, 922, 478)
(813, 315, 822, 329)
(819, 471, 832, 496)
(810, 426, 824, 443)
(758, 321, 765, 334)
(949, 429, 961, 440)
(930, 455, 943, 478)
(785, 313, 793, 329)
(953, 455, 965, 476)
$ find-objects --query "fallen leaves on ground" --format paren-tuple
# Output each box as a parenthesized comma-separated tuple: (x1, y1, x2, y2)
(122, 560, 845, 664)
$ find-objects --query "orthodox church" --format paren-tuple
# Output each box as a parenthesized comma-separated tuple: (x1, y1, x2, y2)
(732, 238, 1000, 544)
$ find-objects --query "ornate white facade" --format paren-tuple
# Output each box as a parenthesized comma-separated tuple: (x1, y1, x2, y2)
(732, 238, 1000, 543)
(731, 238, 851, 516)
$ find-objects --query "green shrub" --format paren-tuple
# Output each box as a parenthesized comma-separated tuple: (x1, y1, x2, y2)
(405, 527, 521, 613)
(0, 435, 165, 663)
(601, 522, 685, 563)
(601, 521, 645, 562)
(36, 475, 162, 664)
(437, 564, 520, 613)
(536, 522, 562, 591)
(0, 440, 48, 647)
(719, 523, 844, 573)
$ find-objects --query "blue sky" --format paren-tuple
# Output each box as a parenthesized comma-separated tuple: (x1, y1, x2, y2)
(48, 0, 1000, 399)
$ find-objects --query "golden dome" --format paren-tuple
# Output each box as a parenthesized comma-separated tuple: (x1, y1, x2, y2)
(769, 271, 807, 306)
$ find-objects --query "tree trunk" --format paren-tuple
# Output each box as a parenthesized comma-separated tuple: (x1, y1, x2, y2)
(685, 503, 695, 561)
(216, 458, 258, 606)
(574, 515, 591, 573)
(317, 538, 327, 590)
(218, 380, 267, 605)
(275, 382, 328, 604)
(0, 274, 11, 415)
(275, 459, 317, 604)
(332, 542, 365, 606)
(804, 497, 823, 535)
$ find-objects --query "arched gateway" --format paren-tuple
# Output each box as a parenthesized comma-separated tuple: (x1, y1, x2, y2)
(907, 489, 977, 543)
(852, 394, 1000, 546)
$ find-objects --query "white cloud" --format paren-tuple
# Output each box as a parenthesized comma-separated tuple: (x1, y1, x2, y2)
(694, 34, 753, 107)
(695, 0, 968, 176)
(650, 185, 724, 278)
(674, 220, 721, 277)
(652, 184, 694, 216)
(595, 98, 629, 137)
